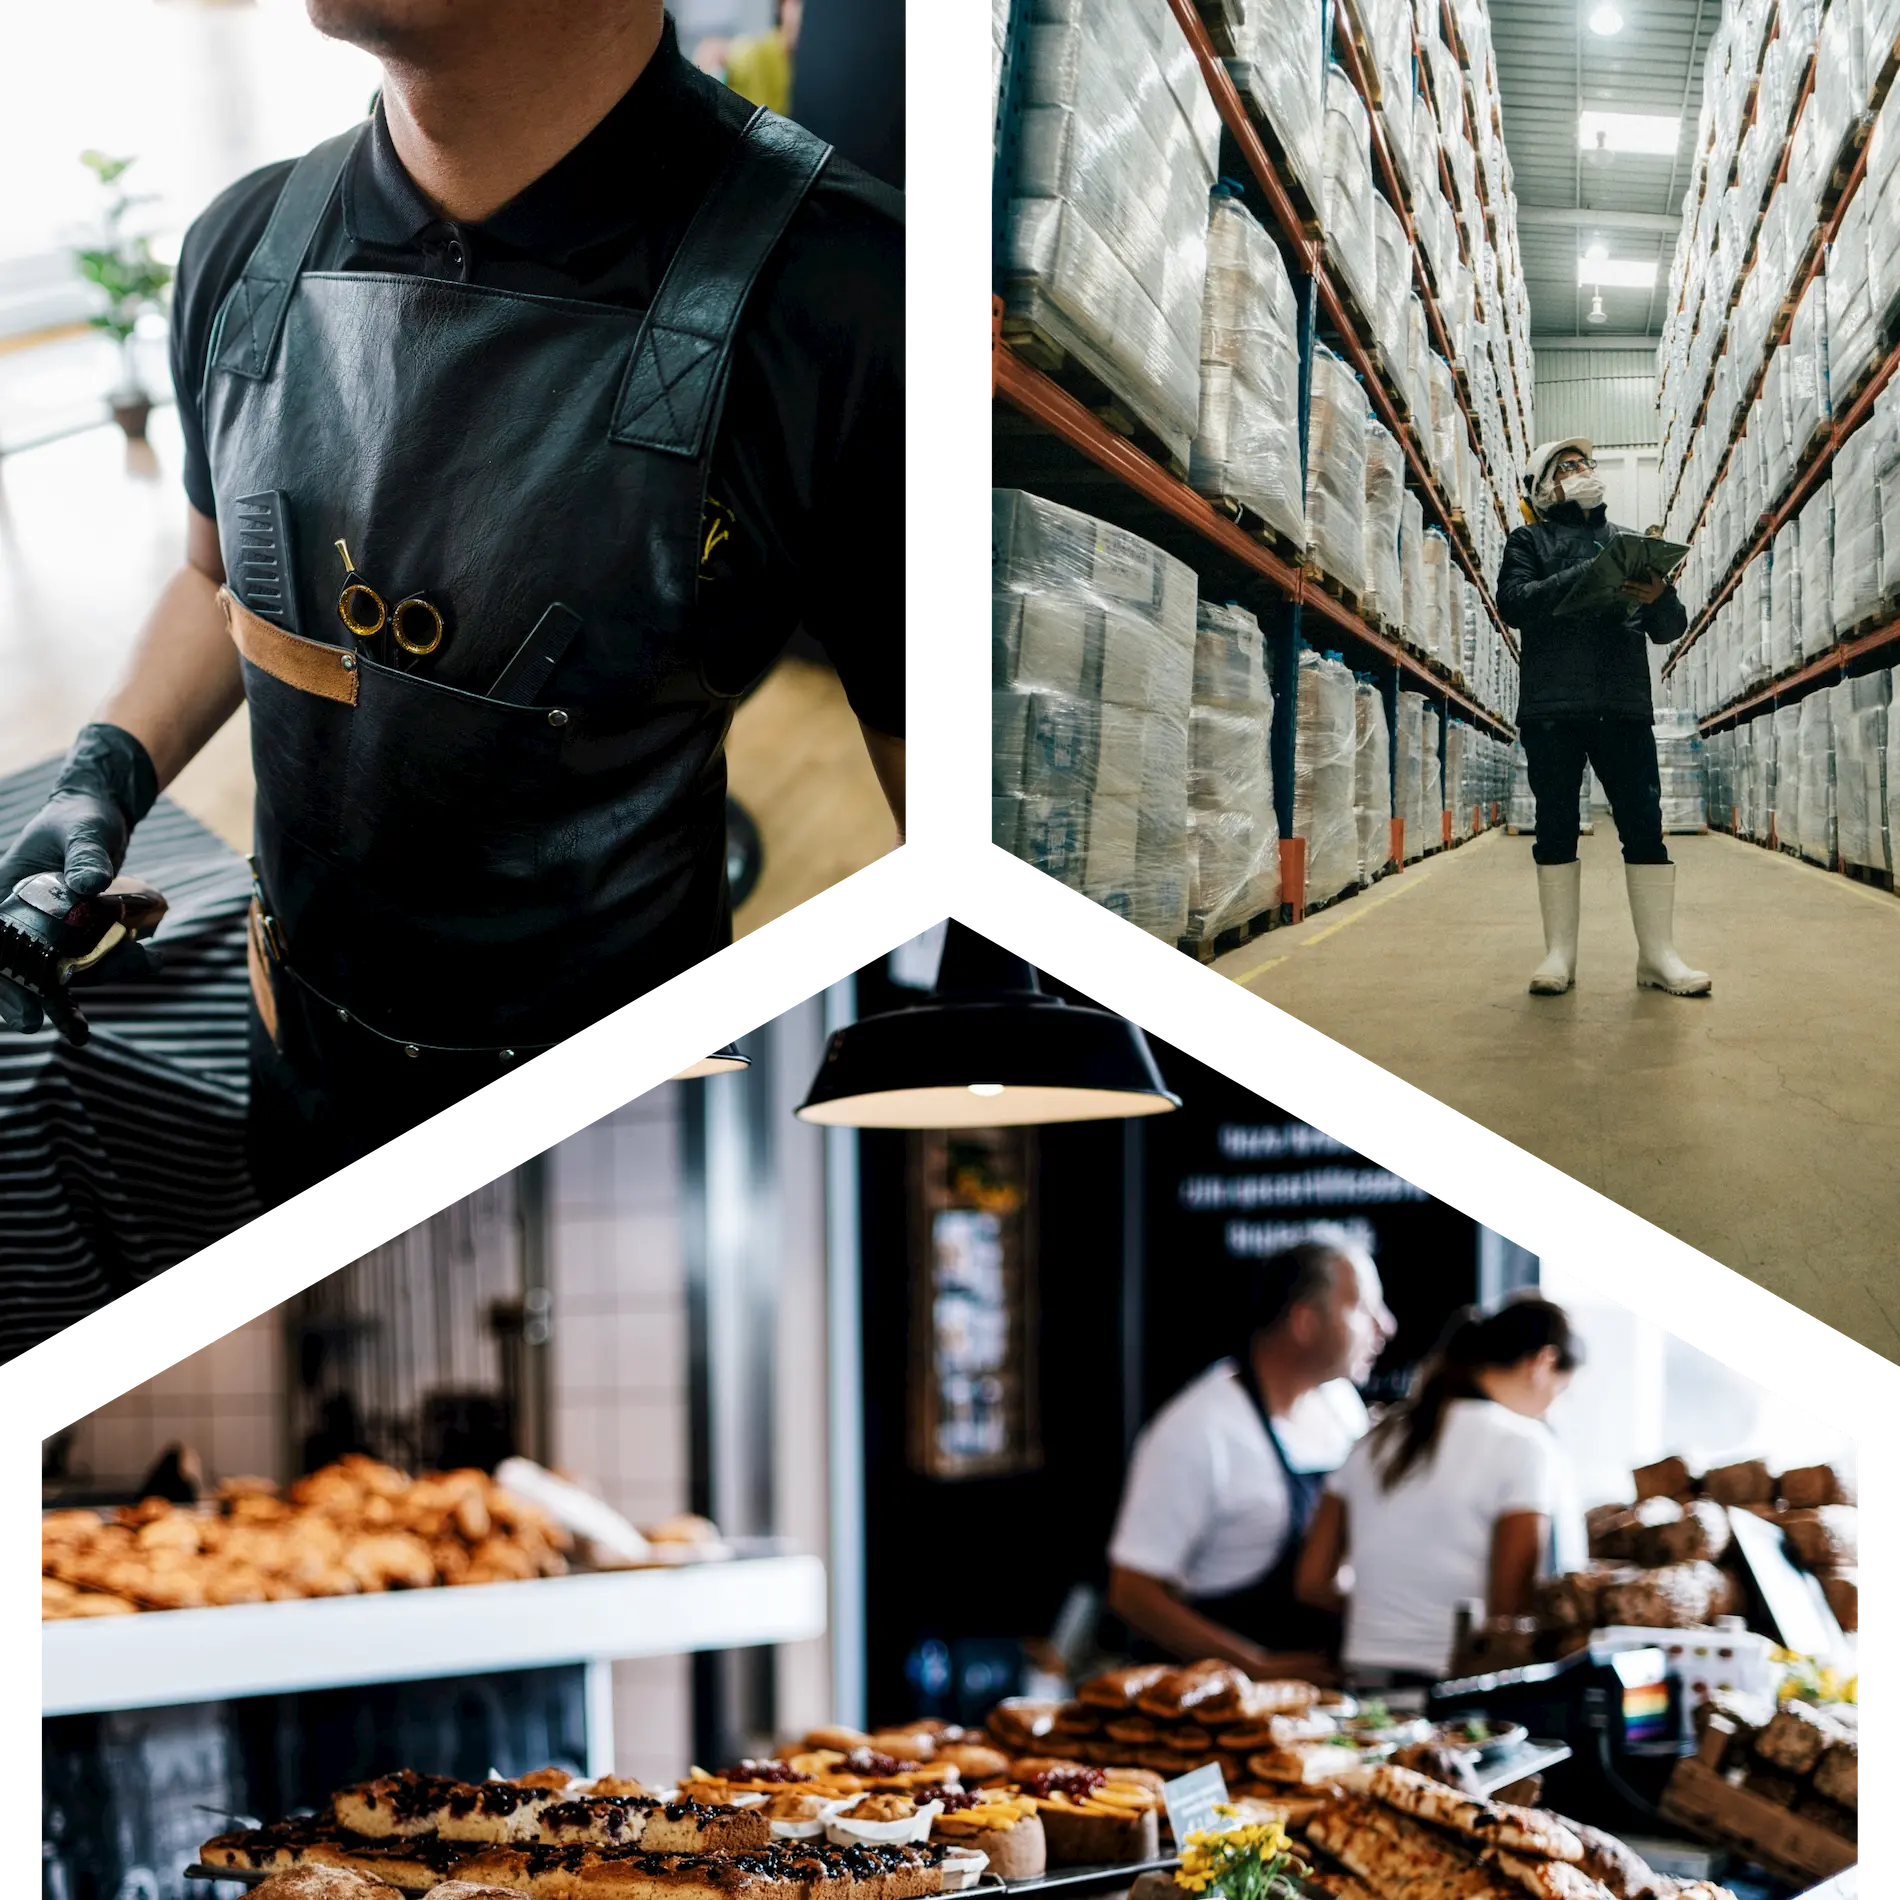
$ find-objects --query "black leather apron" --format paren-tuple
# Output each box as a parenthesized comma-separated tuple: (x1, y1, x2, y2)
(1176, 1358, 1339, 1655)
(201, 109, 829, 1147)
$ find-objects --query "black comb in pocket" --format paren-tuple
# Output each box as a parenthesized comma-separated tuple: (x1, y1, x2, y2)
(232, 490, 301, 634)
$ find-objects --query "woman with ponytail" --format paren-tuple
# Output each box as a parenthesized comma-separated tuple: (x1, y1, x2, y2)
(1293, 1294, 1585, 1683)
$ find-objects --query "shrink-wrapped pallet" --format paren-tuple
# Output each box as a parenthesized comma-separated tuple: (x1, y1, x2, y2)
(1866, 76, 1900, 330)
(1363, 420, 1405, 629)
(1421, 527, 1454, 669)
(1399, 490, 1427, 649)
(1654, 709, 1708, 832)
(1769, 518, 1802, 675)
(1446, 719, 1474, 841)
(993, 0, 1013, 137)
(1811, 0, 1870, 196)
(992, 489, 1195, 938)
(1800, 481, 1836, 658)
(1836, 671, 1892, 870)
(1305, 345, 1369, 598)
(1353, 680, 1393, 882)
(1427, 352, 1461, 506)
(1403, 293, 1431, 426)
(1795, 687, 1839, 865)
(1750, 710, 1778, 840)
(1185, 601, 1282, 942)
(1890, 661, 1900, 854)
(1003, 0, 1219, 463)
(1828, 188, 1878, 404)
(1787, 274, 1830, 457)
(1370, 193, 1411, 390)
(1420, 708, 1443, 847)
(1773, 702, 1804, 847)
(1832, 419, 1886, 633)
(1875, 382, 1900, 607)
(1396, 690, 1428, 860)
(1759, 344, 1794, 507)
(1321, 66, 1377, 320)
(1190, 194, 1306, 547)
(1293, 646, 1361, 906)
(1227, 0, 1328, 218)
(1739, 550, 1771, 695)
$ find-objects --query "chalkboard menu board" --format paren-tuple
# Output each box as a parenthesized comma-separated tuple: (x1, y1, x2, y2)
(1137, 1042, 1486, 1417)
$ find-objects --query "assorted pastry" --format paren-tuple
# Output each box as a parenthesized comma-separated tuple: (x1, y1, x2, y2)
(1672, 1694, 1858, 1854)
(42, 1459, 572, 1617)
(1298, 1763, 1740, 1900)
(201, 1770, 988, 1898)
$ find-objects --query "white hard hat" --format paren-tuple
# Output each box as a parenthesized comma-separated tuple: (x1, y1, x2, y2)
(1523, 437, 1594, 501)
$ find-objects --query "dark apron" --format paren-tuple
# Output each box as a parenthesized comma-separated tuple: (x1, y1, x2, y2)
(1176, 1358, 1339, 1657)
(200, 108, 829, 1182)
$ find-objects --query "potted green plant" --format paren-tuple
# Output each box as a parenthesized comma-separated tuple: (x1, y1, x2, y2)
(74, 150, 172, 441)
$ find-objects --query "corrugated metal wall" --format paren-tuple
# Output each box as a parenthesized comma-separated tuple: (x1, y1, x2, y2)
(1532, 349, 1662, 448)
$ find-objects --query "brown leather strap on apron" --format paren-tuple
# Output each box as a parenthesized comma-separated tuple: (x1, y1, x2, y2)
(220, 586, 359, 705)
(246, 897, 281, 1047)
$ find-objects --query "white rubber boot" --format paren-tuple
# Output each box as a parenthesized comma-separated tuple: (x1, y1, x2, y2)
(1528, 860, 1581, 994)
(1625, 862, 1711, 995)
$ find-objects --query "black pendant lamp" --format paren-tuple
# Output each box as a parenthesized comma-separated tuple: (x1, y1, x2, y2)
(795, 923, 1180, 1127)
(673, 1044, 750, 1080)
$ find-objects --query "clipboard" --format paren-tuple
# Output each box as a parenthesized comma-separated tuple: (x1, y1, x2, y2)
(1553, 532, 1689, 617)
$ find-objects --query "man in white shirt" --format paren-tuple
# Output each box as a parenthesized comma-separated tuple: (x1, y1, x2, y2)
(1105, 1232, 1395, 1682)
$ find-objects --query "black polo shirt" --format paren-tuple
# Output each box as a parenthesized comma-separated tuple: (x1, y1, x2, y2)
(167, 20, 904, 736)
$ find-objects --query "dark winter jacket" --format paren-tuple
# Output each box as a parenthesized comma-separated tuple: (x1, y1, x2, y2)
(1496, 504, 1687, 722)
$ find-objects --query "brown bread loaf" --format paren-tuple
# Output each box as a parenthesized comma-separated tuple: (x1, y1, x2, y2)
(1781, 1505, 1858, 1568)
(1702, 1460, 1774, 1507)
(1631, 1500, 1732, 1567)
(1818, 1568, 1858, 1631)
(1755, 1703, 1838, 1774)
(1778, 1464, 1854, 1508)
(1586, 1505, 1639, 1559)
(1813, 1736, 1859, 1809)
(1633, 1456, 1694, 1501)
(1598, 1561, 1724, 1629)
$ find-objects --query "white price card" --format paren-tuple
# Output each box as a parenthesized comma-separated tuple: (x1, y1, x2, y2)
(1162, 1762, 1233, 1846)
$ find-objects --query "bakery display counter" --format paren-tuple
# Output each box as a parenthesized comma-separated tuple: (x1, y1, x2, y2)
(43, 1551, 826, 1716)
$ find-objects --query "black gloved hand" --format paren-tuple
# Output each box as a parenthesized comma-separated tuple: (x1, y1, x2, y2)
(0, 722, 160, 1040)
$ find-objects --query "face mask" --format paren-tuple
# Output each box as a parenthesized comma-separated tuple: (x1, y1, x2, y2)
(1560, 471, 1606, 511)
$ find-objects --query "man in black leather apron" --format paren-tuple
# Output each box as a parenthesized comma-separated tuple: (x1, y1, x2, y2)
(0, 2, 903, 1205)
(1106, 1237, 1394, 1682)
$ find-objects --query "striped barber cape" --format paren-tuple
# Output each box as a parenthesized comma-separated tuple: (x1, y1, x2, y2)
(0, 759, 257, 1365)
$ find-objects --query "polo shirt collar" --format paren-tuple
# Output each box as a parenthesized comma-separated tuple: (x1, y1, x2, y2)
(341, 15, 702, 259)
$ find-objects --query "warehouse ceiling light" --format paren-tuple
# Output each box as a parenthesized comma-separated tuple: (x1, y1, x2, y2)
(1589, 3, 1624, 30)
(795, 922, 1180, 1127)
(673, 1045, 750, 1079)
(1576, 256, 1657, 288)
(1587, 291, 1609, 324)
(1579, 110, 1682, 156)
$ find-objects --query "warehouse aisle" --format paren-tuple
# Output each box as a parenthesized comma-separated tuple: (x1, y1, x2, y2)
(1215, 829, 1900, 1356)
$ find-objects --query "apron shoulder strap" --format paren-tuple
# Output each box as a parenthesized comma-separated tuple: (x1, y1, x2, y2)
(610, 106, 833, 458)
(210, 126, 363, 382)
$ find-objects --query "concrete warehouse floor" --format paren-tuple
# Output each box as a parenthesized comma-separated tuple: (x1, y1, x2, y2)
(0, 406, 895, 938)
(1215, 826, 1900, 1360)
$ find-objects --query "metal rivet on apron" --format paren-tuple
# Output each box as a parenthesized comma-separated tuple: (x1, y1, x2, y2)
(341, 653, 358, 672)
(499, 1049, 516, 1062)
(404, 1043, 421, 1059)
(336, 1007, 350, 1023)
(547, 708, 569, 727)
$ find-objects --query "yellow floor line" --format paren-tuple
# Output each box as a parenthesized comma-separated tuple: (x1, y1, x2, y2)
(1228, 860, 1442, 988)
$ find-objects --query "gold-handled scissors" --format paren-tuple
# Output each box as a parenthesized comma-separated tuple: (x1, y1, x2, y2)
(334, 539, 446, 657)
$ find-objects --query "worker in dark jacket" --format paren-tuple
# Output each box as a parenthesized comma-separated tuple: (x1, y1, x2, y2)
(1496, 438, 1710, 999)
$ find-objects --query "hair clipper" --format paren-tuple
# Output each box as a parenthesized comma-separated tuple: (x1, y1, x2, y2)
(0, 871, 168, 1038)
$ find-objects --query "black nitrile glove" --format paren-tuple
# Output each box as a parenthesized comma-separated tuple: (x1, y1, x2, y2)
(0, 723, 161, 1041)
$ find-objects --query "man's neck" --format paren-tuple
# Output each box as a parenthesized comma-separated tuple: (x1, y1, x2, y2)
(378, 4, 666, 223)
(1249, 1336, 1317, 1421)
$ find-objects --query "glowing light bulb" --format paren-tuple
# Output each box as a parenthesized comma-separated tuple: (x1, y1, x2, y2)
(968, 1082, 1006, 1096)
(1589, 5, 1624, 34)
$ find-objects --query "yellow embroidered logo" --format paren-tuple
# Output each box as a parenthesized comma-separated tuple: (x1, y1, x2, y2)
(700, 496, 736, 577)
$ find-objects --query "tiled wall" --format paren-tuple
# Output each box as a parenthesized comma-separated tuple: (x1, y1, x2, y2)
(57, 1311, 284, 1489)
(545, 1084, 696, 1781)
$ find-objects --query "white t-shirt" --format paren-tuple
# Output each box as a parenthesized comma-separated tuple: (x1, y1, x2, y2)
(1325, 1397, 1577, 1676)
(1108, 1359, 1370, 1597)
